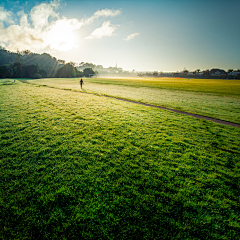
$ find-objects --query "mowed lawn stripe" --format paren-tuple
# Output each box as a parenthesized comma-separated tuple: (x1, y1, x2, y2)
(21, 79, 240, 128)
(24, 77, 240, 124)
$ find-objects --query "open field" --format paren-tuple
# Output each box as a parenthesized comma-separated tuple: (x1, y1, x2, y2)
(1, 80, 240, 239)
(27, 77, 240, 124)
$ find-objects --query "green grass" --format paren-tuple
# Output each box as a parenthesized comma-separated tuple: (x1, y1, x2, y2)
(86, 77, 240, 96)
(1, 81, 240, 239)
(26, 77, 240, 124)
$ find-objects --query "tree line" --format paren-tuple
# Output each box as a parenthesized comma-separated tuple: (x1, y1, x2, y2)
(138, 68, 240, 79)
(1, 47, 239, 79)
(0, 48, 96, 79)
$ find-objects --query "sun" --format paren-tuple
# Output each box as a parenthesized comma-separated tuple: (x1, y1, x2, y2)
(45, 18, 81, 51)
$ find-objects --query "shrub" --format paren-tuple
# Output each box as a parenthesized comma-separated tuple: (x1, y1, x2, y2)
(32, 73, 42, 79)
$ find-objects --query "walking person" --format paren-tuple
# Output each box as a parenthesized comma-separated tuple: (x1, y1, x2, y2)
(80, 78, 83, 89)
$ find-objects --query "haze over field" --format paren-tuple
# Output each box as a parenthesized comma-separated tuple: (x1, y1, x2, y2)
(0, 0, 240, 72)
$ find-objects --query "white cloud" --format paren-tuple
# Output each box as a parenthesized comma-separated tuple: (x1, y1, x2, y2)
(17, 11, 30, 27)
(94, 9, 121, 17)
(84, 9, 121, 24)
(0, 24, 45, 51)
(0, 2, 121, 52)
(30, 0, 60, 30)
(85, 21, 118, 39)
(0, 6, 14, 24)
(125, 32, 140, 41)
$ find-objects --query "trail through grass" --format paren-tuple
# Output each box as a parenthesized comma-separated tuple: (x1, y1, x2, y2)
(1, 81, 240, 239)
(26, 77, 240, 124)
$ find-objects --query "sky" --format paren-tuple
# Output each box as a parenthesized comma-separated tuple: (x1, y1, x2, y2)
(0, 0, 240, 72)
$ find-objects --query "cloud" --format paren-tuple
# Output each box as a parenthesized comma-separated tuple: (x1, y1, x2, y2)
(124, 32, 140, 41)
(30, 0, 60, 30)
(17, 11, 30, 27)
(0, 24, 44, 51)
(0, 6, 14, 24)
(0, 1, 61, 52)
(94, 9, 121, 17)
(84, 9, 121, 24)
(85, 21, 118, 39)
(0, 1, 121, 52)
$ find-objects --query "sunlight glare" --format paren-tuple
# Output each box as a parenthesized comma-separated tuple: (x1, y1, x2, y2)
(45, 18, 81, 51)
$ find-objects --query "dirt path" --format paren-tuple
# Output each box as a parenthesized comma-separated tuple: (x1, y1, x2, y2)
(105, 96, 240, 128)
(20, 80, 240, 128)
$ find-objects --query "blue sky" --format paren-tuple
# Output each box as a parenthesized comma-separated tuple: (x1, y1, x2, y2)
(0, 0, 240, 72)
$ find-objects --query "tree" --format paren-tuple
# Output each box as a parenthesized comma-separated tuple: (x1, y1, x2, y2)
(153, 71, 158, 77)
(202, 69, 210, 78)
(182, 69, 189, 75)
(15, 52, 22, 63)
(77, 71, 84, 77)
(0, 65, 13, 78)
(24, 64, 38, 78)
(21, 50, 33, 56)
(32, 73, 42, 79)
(209, 68, 226, 75)
(68, 61, 76, 67)
(0, 48, 16, 65)
(55, 63, 79, 78)
(12, 62, 23, 78)
(38, 69, 47, 78)
(146, 72, 152, 76)
(83, 68, 95, 77)
(173, 72, 180, 77)
(96, 65, 103, 69)
(57, 59, 65, 65)
(235, 73, 240, 79)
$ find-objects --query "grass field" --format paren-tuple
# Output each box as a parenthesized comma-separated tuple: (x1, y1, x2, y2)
(1, 79, 240, 239)
(27, 77, 240, 124)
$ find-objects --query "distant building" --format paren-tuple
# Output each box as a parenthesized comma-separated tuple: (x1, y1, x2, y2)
(228, 71, 240, 76)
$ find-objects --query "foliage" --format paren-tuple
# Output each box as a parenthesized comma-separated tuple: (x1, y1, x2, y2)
(1, 81, 239, 239)
(38, 69, 47, 78)
(24, 64, 38, 78)
(55, 63, 79, 78)
(32, 73, 42, 79)
(12, 62, 23, 78)
(0, 49, 15, 65)
(0, 62, 45, 79)
(0, 49, 62, 78)
(83, 68, 95, 77)
(0, 65, 13, 78)
(210, 69, 226, 75)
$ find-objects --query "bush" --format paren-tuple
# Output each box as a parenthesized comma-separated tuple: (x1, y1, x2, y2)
(83, 68, 95, 77)
(39, 69, 47, 78)
(32, 73, 42, 79)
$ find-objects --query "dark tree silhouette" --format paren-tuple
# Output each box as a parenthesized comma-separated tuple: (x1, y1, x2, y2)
(24, 64, 38, 78)
(153, 71, 158, 77)
(83, 68, 95, 77)
(0, 65, 13, 78)
(55, 63, 79, 78)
